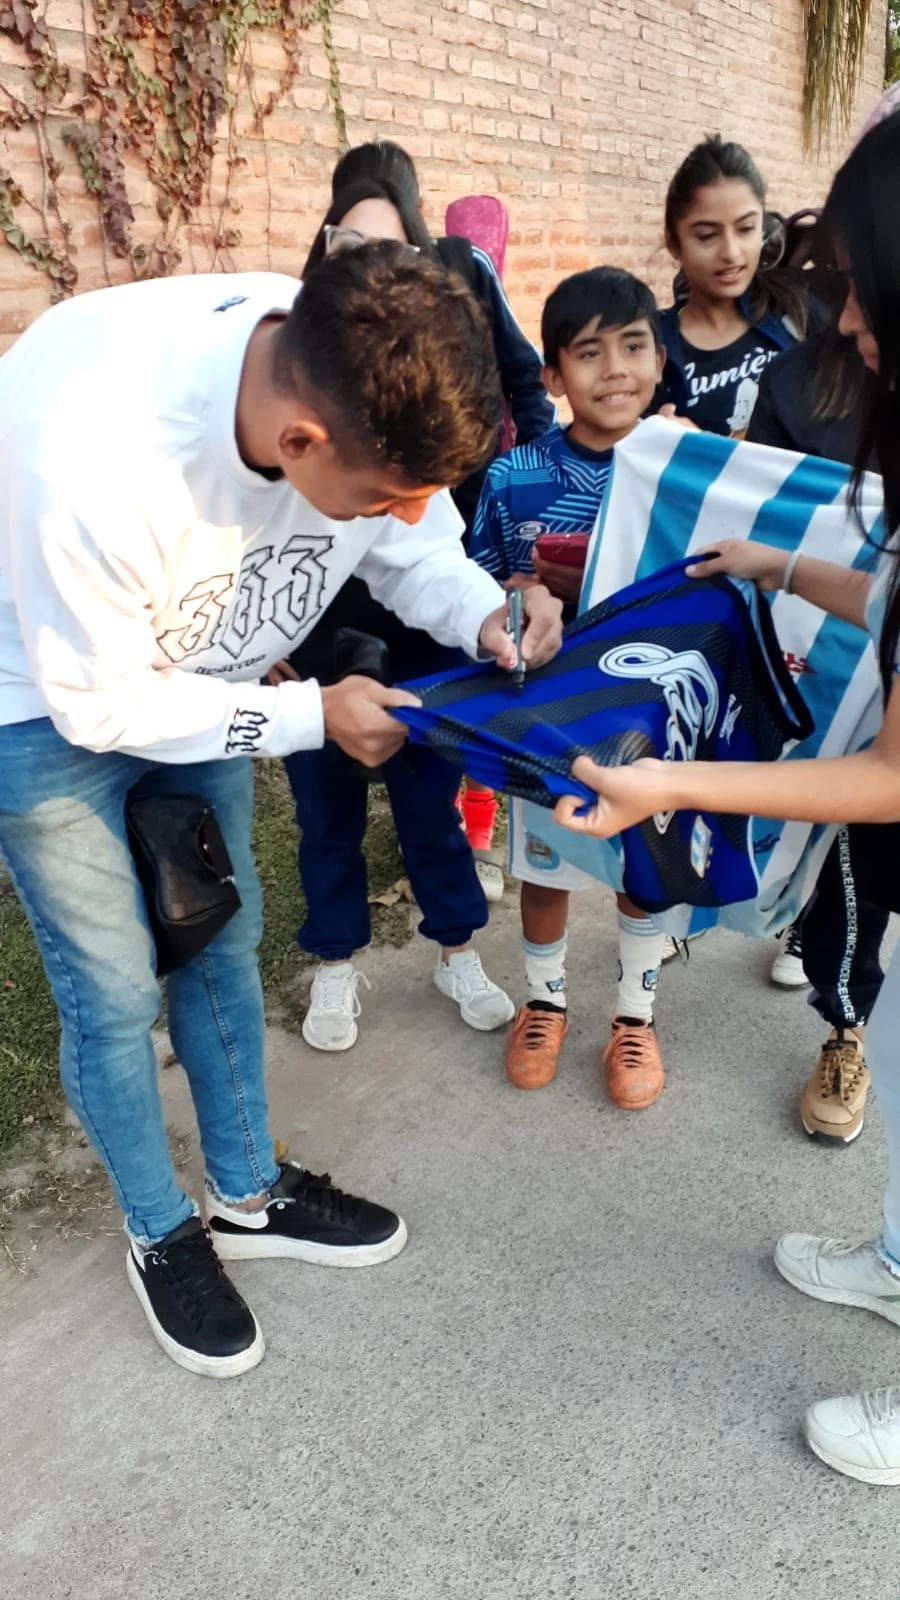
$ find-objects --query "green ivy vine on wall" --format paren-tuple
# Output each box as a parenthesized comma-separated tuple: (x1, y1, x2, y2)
(0, 0, 346, 298)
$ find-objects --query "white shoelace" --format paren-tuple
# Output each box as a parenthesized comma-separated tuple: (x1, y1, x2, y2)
(315, 968, 370, 1017)
(824, 1238, 874, 1258)
(446, 951, 491, 995)
(861, 1387, 900, 1428)
(819, 1238, 900, 1285)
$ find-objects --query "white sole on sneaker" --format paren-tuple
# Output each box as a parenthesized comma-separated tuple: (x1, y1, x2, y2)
(770, 964, 810, 989)
(459, 995, 516, 1032)
(209, 1215, 409, 1268)
(774, 1247, 900, 1329)
(126, 1251, 265, 1378)
(474, 859, 505, 903)
(800, 1114, 864, 1145)
(301, 1015, 358, 1052)
(803, 1427, 900, 1487)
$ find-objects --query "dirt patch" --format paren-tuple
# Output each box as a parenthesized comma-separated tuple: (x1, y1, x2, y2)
(0, 1121, 192, 1277)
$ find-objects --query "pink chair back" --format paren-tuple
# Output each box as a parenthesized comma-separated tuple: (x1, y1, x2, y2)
(444, 195, 516, 452)
(444, 196, 510, 280)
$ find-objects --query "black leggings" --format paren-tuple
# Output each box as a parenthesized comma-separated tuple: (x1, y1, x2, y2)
(801, 824, 890, 1030)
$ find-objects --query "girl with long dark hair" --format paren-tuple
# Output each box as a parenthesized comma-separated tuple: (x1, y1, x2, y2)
(276, 179, 558, 1054)
(659, 136, 808, 439)
(300, 176, 432, 276)
(747, 241, 883, 1140)
(555, 111, 900, 1485)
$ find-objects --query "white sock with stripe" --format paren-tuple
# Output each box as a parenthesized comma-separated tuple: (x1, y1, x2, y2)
(523, 934, 568, 1010)
(616, 913, 665, 1022)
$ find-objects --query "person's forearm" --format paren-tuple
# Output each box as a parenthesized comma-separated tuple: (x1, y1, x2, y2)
(361, 548, 504, 656)
(788, 557, 871, 630)
(659, 746, 900, 825)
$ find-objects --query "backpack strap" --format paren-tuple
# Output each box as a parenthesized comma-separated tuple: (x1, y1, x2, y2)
(435, 234, 482, 297)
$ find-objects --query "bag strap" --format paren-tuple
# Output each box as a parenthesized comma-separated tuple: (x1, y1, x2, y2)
(435, 234, 481, 297)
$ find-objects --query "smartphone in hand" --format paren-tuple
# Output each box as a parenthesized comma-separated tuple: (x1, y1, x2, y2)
(533, 532, 590, 570)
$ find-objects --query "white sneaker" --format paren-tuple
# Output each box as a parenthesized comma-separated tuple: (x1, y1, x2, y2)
(434, 949, 515, 1032)
(805, 1388, 900, 1485)
(474, 857, 505, 903)
(661, 929, 707, 964)
(770, 923, 809, 988)
(302, 964, 371, 1053)
(775, 1234, 900, 1328)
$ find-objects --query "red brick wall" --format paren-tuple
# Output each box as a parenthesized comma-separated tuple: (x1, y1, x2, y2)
(0, 0, 888, 353)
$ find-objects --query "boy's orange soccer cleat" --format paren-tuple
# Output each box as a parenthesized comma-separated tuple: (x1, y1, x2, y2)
(505, 1005, 567, 1090)
(603, 1017, 664, 1109)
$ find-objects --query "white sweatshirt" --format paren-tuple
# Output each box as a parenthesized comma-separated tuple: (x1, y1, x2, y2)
(0, 273, 504, 761)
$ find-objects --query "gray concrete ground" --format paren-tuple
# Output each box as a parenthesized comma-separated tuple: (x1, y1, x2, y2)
(2, 887, 899, 1600)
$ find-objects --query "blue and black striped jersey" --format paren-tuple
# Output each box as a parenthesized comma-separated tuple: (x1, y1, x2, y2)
(393, 560, 813, 914)
(469, 424, 613, 581)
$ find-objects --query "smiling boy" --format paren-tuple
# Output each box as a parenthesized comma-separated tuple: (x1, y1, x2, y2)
(470, 267, 673, 1107)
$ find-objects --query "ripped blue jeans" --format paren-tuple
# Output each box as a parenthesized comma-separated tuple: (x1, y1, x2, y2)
(0, 718, 278, 1244)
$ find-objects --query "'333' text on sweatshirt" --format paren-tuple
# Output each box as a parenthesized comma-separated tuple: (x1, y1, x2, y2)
(0, 273, 503, 761)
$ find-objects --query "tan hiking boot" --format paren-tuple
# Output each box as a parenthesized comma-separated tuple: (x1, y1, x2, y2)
(800, 1030, 871, 1144)
(505, 1004, 567, 1090)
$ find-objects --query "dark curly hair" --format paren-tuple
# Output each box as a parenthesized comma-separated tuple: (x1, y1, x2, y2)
(272, 239, 504, 487)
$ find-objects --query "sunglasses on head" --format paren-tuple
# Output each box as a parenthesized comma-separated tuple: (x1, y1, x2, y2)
(323, 225, 422, 259)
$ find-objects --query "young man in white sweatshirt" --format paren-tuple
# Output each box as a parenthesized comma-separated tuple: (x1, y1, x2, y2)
(0, 242, 563, 1377)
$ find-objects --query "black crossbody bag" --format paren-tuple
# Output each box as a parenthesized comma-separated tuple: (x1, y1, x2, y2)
(124, 793, 241, 976)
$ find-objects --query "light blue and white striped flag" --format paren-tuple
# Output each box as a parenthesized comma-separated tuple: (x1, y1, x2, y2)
(514, 417, 885, 937)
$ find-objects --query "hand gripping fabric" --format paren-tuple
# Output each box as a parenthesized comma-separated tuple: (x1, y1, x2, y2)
(393, 560, 812, 913)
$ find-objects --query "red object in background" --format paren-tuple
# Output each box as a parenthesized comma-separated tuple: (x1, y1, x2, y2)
(533, 532, 591, 569)
(461, 785, 498, 852)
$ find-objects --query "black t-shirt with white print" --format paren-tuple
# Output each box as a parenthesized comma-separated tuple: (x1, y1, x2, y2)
(680, 327, 782, 437)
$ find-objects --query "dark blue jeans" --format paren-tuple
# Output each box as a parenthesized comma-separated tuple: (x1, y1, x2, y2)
(285, 743, 488, 961)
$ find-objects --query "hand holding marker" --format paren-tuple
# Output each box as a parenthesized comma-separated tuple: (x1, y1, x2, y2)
(502, 550, 721, 697)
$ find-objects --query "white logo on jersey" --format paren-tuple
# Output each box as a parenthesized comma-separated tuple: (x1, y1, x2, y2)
(598, 642, 719, 834)
(690, 815, 713, 878)
(721, 693, 741, 744)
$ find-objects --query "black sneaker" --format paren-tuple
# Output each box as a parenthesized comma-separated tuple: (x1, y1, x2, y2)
(126, 1216, 264, 1378)
(206, 1163, 408, 1267)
